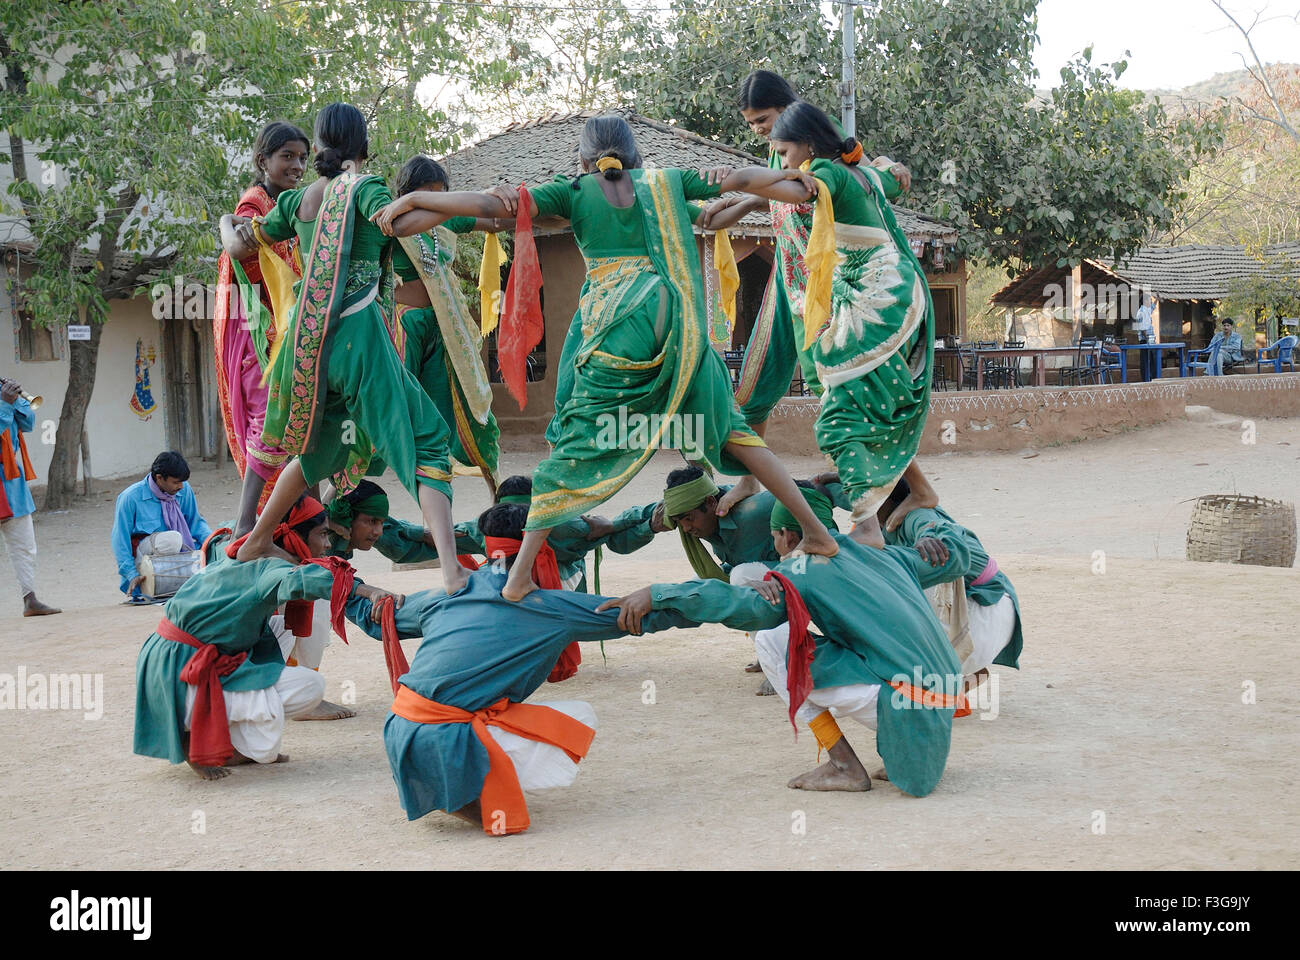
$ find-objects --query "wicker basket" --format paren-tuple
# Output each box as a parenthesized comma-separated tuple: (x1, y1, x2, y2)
(1186, 494, 1297, 567)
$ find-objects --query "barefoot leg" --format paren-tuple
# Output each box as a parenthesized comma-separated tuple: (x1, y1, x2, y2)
(715, 474, 761, 516)
(233, 471, 268, 538)
(883, 461, 939, 533)
(450, 799, 483, 829)
(237, 460, 307, 561)
(726, 442, 837, 557)
(849, 513, 886, 548)
(187, 761, 231, 780)
(788, 738, 872, 792)
(501, 528, 549, 601)
(294, 699, 357, 721)
(419, 485, 468, 595)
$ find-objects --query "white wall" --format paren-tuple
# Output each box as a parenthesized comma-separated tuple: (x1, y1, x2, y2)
(2, 265, 170, 484)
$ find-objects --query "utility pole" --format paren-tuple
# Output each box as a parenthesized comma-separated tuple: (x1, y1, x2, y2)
(840, 1, 856, 138)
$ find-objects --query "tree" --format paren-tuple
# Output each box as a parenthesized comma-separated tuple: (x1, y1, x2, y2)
(1, 0, 309, 509)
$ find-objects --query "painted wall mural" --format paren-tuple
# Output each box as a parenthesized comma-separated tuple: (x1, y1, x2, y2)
(130, 337, 157, 420)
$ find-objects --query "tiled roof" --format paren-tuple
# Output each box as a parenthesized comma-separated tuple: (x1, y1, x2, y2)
(994, 243, 1300, 305)
(442, 109, 959, 244)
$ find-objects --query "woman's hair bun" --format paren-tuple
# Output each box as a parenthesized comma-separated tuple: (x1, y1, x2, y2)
(314, 146, 344, 179)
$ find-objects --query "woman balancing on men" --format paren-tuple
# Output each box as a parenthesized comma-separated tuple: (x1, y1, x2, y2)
(213, 121, 309, 535)
(373, 114, 839, 600)
(720, 98, 939, 548)
(219, 103, 470, 597)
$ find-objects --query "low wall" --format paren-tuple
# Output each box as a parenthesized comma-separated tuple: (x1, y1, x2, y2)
(1184, 373, 1300, 419)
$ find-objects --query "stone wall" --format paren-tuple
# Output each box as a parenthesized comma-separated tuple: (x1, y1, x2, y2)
(1184, 373, 1300, 418)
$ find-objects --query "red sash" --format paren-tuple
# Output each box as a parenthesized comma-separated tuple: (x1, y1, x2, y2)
(158, 617, 247, 768)
(391, 685, 595, 835)
(374, 595, 409, 695)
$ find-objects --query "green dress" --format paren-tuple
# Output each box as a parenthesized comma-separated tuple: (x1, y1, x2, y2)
(649, 532, 966, 797)
(133, 558, 337, 763)
(525, 169, 764, 530)
(804, 159, 933, 522)
(884, 506, 1022, 668)
(391, 219, 501, 478)
(256, 173, 454, 500)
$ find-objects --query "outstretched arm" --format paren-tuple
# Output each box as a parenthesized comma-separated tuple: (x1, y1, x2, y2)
(219, 214, 260, 261)
(374, 190, 519, 237)
(716, 166, 817, 205)
(597, 578, 787, 635)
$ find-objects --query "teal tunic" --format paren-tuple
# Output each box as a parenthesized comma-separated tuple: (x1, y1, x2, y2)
(348, 568, 699, 819)
(133, 558, 337, 763)
(884, 506, 1023, 668)
(649, 532, 968, 797)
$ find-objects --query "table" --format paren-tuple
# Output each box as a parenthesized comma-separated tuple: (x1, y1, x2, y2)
(936, 346, 1081, 390)
(1110, 341, 1187, 382)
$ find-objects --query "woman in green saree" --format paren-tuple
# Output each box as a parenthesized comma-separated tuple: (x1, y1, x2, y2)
(373, 115, 839, 600)
(219, 103, 469, 596)
(389, 155, 504, 498)
(766, 101, 939, 549)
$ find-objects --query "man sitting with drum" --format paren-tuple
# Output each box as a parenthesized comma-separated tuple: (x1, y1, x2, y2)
(111, 451, 212, 602)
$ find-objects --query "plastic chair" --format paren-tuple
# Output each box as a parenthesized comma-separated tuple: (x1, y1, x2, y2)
(1256, 334, 1297, 373)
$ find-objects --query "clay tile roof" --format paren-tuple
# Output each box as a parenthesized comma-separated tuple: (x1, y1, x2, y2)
(442, 109, 959, 243)
(994, 243, 1300, 306)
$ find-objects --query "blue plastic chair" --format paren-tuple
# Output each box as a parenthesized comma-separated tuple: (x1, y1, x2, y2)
(1255, 334, 1297, 373)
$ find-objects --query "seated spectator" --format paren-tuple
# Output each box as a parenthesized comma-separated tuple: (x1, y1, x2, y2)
(1205, 318, 1246, 376)
(112, 451, 211, 598)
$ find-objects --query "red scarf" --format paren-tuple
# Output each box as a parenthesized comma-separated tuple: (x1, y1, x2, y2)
(158, 617, 248, 768)
(483, 535, 580, 682)
(374, 594, 409, 695)
(765, 571, 815, 732)
(227, 497, 353, 639)
(498, 183, 544, 410)
(0, 427, 36, 522)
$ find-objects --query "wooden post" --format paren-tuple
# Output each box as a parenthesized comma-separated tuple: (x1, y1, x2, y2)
(1070, 264, 1084, 342)
(1151, 298, 1162, 344)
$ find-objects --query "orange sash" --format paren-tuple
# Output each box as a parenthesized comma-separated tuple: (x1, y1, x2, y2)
(888, 679, 971, 718)
(391, 685, 596, 835)
(1, 428, 36, 482)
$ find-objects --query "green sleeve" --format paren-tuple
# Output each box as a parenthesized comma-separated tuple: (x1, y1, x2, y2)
(650, 579, 786, 632)
(257, 186, 302, 243)
(354, 177, 395, 221)
(391, 239, 416, 282)
(890, 535, 971, 591)
(374, 517, 483, 565)
(531, 177, 575, 220)
(260, 560, 336, 606)
(870, 165, 903, 201)
(604, 503, 661, 555)
(444, 215, 476, 234)
(679, 169, 723, 203)
(810, 158, 855, 206)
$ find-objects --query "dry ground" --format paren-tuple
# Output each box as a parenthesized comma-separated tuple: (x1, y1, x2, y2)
(1, 413, 1298, 868)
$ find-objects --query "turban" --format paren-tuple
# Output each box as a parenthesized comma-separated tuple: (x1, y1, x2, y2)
(326, 490, 389, 528)
(769, 487, 837, 536)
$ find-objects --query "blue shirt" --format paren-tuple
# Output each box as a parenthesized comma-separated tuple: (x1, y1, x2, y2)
(0, 398, 36, 520)
(111, 476, 212, 593)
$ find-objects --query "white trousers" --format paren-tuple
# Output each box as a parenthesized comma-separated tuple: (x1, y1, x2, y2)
(964, 595, 1016, 676)
(183, 665, 325, 763)
(753, 623, 882, 731)
(269, 598, 333, 670)
(490, 700, 596, 791)
(0, 513, 37, 599)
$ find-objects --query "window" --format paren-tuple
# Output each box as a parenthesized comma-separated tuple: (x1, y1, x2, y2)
(17, 308, 56, 362)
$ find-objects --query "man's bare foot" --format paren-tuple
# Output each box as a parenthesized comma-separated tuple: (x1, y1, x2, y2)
(788, 760, 872, 791)
(501, 578, 538, 602)
(884, 489, 939, 533)
(716, 474, 761, 516)
(294, 700, 357, 721)
(235, 536, 271, 562)
(871, 766, 889, 781)
(450, 799, 483, 829)
(755, 677, 776, 696)
(224, 750, 255, 767)
(442, 565, 470, 595)
(848, 514, 886, 548)
(188, 761, 231, 781)
(22, 593, 60, 616)
(795, 528, 840, 557)
(744, 660, 763, 673)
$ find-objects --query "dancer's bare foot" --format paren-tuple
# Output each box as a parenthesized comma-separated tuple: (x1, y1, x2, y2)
(883, 487, 939, 533)
(755, 677, 776, 696)
(22, 593, 60, 616)
(294, 700, 356, 721)
(187, 761, 231, 781)
(501, 578, 538, 602)
(871, 766, 889, 782)
(788, 760, 872, 791)
(450, 799, 483, 829)
(442, 565, 470, 595)
(716, 474, 761, 516)
(744, 660, 763, 673)
(848, 514, 886, 548)
(795, 527, 840, 557)
(224, 750, 255, 767)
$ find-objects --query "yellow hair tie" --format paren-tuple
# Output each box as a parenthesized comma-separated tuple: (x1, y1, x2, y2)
(595, 156, 623, 172)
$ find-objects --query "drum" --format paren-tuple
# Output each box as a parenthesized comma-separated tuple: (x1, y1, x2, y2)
(138, 550, 202, 598)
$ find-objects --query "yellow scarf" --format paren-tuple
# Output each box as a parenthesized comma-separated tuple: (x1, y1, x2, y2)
(254, 223, 303, 385)
(713, 229, 740, 328)
(478, 232, 505, 336)
(800, 159, 836, 349)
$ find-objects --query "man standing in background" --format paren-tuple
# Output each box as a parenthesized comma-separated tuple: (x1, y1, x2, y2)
(0, 376, 60, 616)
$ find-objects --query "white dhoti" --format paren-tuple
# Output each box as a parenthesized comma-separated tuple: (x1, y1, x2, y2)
(183, 665, 325, 763)
(489, 700, 596, 791)
(753, 623, 881, 730)
(269, 598, 332, 670)
(964, 594, 1016, 676)
(0, 513, 37, 599)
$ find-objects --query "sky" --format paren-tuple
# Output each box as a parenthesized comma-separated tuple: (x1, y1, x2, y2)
(1032, 0, 1300, 90)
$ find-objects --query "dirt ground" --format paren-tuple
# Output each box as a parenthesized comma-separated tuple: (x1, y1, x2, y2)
(2, 412, 1298, 869)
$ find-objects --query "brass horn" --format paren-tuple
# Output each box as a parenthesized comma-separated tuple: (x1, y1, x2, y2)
(21, 391, 42, 410)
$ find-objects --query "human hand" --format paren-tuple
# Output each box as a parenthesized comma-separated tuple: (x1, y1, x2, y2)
(650, 501, 669, 534)
(582, 515, 614, 541)
(914, 536, 949, 567)
(594, 587, 653, 635)
(785, 169, 817, 197)
(698, 166, 733, 187)
(486, 184, 520, 216)
(750, 577, 784, 606)
(0, 378, 20, 404)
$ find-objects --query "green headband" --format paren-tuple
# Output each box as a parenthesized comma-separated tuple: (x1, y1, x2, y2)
(662, 475, 721, 529)
(769, 488, 836, 536)
(327, 493, 389, 527)
(497, 493, 532, 506)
